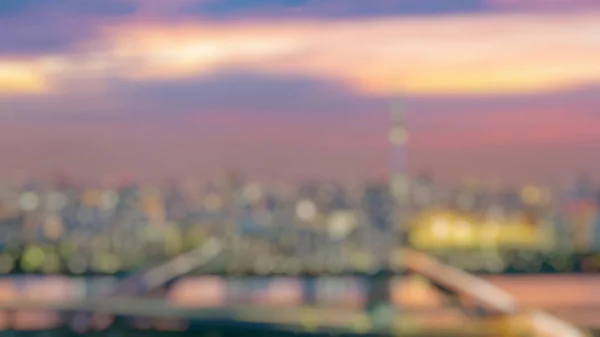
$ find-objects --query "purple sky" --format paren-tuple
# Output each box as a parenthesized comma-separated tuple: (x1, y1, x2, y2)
(1, 0, 599, 186)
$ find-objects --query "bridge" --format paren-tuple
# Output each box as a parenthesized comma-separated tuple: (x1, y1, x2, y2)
(0, 237, 589, 337)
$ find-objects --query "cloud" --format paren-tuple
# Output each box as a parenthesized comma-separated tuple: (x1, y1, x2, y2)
(1, 0, 599, 59)
(0, 70, 598, 183)
(2, 0, 598, 21)
(488, 0, 600, 11)
(2, 10, 600, 97)
(0, 15, 95, 55)
(0, 0, 137, 16)
(0, 72, 391, 132)
(182, 0, 488, 18)
(110, 71, 388, 116)
(1, 1, 599, 183)
(0, 0, 479, 56)
(0, 0, 149, 56)
(3, 69, 599, 123)
(0, 0, 488, 20)
(0, 0, 138, 56)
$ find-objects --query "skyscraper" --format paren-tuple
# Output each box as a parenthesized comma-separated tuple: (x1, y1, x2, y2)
(592, 190, 600, 251)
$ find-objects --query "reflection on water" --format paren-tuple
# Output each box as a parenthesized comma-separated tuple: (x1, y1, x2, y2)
(0, 274, 599, 331)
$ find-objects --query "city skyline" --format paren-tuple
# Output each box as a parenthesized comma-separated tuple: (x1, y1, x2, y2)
(1, 0, 599, 185)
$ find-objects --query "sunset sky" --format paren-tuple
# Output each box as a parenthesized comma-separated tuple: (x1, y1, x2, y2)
(1, 0, 599, 186)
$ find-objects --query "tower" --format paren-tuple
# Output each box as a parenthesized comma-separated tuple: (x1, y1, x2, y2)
(366, 98, 409, 328)
(389, 99, 410, 237)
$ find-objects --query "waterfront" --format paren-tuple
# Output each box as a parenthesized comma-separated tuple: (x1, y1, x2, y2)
(0, 274, 598, 331)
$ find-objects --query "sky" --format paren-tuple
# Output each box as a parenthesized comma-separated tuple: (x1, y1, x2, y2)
(1, 0, 600, 186)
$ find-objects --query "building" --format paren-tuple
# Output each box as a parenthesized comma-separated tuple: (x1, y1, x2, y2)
(591, 190, 600, 251)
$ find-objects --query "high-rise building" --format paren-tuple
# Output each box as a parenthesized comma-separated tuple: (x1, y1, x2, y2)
(412, 171, 435, 209)
(591, 190, 600, 251)
(362, 183, 391, 232)
(574, 174, 594, 200)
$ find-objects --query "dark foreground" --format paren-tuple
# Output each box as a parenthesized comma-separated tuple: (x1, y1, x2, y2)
(0, 317, 497, 337)
(0, 327, 471, 337)
(0, 316, 596, 337)
(4, 329, 598, 337)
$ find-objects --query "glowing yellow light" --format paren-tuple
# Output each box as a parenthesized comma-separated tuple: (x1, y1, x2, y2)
(0, 63, 49, 94)
(431, 217, 451, 239)
(327, 211, 357, 240)
(482, 221, 501, 243)
(21, 245, 45, 272)
(453, 220, 473, 242)
(296, 200, 317, 221)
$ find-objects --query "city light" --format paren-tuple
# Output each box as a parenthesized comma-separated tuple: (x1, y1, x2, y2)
(0, 1, 599, 335)
(296, 200, 317, 222)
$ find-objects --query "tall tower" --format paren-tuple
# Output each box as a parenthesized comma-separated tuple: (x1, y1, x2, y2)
(365, 98, 409, 329)
(389, 99, 410, 234)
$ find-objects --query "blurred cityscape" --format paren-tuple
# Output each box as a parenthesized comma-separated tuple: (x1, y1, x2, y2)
(0, 172, 598, 276)
(2, 0, 600, 336)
